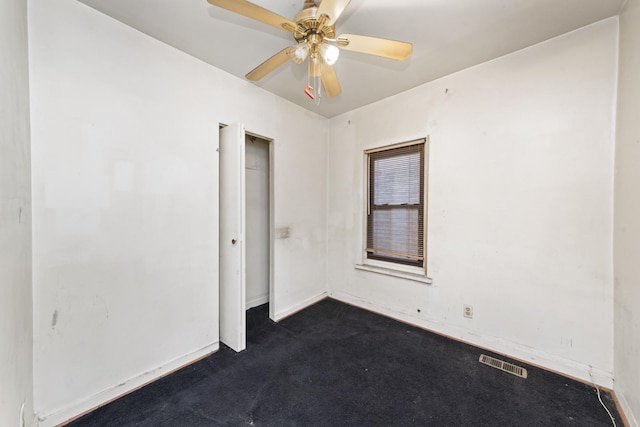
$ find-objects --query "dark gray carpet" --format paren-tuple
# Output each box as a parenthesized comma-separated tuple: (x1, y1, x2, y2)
(69, 298, 622, 426)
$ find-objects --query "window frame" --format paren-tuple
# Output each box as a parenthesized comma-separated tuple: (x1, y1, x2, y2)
(361, 137, 429, 278)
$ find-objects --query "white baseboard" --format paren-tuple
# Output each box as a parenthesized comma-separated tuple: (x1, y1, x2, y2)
(37, 342, 219, 427)
(247, 294, 269, 310)
(329, 290, 614, 389)
(616, 389, 639, 427)
(274, 291, 328, 322)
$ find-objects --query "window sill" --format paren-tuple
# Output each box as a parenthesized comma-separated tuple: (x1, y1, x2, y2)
(354, 264, 433, 285)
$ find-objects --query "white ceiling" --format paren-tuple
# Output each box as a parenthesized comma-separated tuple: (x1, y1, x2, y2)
(78, 0, 624, 118)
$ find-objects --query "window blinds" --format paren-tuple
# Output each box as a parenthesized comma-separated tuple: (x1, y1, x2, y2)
(367, 142, 424, 267)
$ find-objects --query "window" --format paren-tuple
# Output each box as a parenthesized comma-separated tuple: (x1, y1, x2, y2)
(366, 139, 426, 269)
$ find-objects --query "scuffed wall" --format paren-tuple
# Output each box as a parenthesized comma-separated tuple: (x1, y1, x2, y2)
(328, 19, 617, 387)
(28, 0, 327, 424)
(614, 0, 640, 425)
(0, 0, 34, 425)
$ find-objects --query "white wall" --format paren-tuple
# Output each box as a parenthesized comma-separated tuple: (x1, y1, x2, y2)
(0, 0, 34, 425)
(28, 0, 327, 425)
(328, 19, 618, 387)
(614, 0, 640, 425)
(245, 137, 270, 309)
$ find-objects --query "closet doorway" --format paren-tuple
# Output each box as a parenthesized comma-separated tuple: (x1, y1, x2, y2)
(219, 123, 273, 352)
(245, 134, 270, 310)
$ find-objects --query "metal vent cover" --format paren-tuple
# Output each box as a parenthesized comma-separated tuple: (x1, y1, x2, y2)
(479, 354, 528, 379)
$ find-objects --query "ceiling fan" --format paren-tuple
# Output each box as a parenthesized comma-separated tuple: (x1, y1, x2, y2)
(207, 0, 413, 99)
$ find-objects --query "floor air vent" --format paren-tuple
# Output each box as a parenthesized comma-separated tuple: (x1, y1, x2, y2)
(479, 354, 528, 379)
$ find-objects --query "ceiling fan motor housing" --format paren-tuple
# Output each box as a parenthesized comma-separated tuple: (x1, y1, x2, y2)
(293, 4, 336, 45)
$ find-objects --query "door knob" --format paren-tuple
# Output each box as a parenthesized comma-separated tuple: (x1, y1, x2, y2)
(232, 239, 237, 245)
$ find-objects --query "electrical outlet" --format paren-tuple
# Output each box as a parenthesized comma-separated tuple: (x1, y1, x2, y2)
(463, 304, 473, 319)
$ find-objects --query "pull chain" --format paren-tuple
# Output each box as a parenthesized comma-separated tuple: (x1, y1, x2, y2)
(304, 56, 322, 104)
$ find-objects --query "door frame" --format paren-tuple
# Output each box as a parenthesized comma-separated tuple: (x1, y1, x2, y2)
(245, 130, 276, 321)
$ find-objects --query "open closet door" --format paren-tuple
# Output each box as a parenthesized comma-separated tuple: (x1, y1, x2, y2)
(219, 123, 246, 352)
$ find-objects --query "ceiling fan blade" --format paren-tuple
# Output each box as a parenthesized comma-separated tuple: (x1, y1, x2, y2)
(337, 34, 413, 61)
(316, 0, 351, 26)
(321, 62, 341, 97)
(207, 0, 297, 32)
(246, 47, 294, 81)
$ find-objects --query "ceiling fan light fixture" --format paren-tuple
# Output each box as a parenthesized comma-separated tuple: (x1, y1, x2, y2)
(292, 43, 309, 64)
(320, 43, 339, 66)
